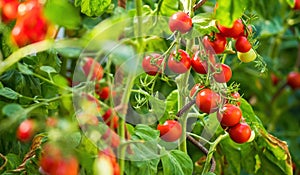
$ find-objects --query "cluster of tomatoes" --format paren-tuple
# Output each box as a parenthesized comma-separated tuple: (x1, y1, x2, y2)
(0, 0, 50, 47)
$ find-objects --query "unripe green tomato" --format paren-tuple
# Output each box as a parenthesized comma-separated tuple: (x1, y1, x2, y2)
(237, 48, 257, 63)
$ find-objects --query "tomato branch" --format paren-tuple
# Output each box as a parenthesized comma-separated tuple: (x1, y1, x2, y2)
(176, 99, 196, 117)
(0, 153, 7, 171)
(186, 134, 216, 172)
(193, 0, 209, 11)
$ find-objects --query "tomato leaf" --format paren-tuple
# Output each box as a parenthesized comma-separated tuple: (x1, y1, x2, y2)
(44, 0, 81, 29)
(0, 87, 19, 100)
(40, 66, 57, 74)
(161, 90, 178, 123)
(161, 149, 193, 175)
(215, 0, 248, 27)
(190, 13, 219, 37)
(74, 0, 111, 17)
(149, 93, 166, 121)
(17, 63, 33, 75)
(2, 103, 25, 119)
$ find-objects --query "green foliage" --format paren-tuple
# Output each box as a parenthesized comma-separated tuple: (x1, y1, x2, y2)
(74, 0, 112, 17)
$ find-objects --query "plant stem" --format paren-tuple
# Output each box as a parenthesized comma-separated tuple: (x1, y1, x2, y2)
(118, 0, 143, 174)
(202, 133, 228, 174)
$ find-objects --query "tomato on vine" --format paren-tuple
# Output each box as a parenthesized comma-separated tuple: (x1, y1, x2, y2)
(237, 48, 257, 63)
(1, 0, 19, 23)
(294, 0, 300, 10)
(229, 123, 252, 144)
(191, 51, 208, 74)
(230, 92, 241, 106)
(82, 57, 104, 81)
(203, 34, 227, 54)
(213, 63, 232, 83)
(217, 104, 242, 127)
(235, 36, 251, 53)
(157, 120, 182, 142)
(190, 83, 205, 97)
(217, 19, 244, 38)
(169, 12, 192, 34)
(287, 71, 300, 90)
(16, 119, 36, 142)
(142, 53, 164, 76)
(102, 109, 119, 129)
(168, 49, 191, 74)
(195, 88, 221, 114)
(97, 86, 110, 100)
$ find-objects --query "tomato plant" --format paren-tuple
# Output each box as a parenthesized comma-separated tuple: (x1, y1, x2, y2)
(0, 0, 297, 175)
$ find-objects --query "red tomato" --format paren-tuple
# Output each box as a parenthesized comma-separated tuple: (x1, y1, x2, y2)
(82, 57, 104, 81)
(287, 71, 300, 90)
(217, 19, 244, 38)
(271, 73, 280, 86)
(190, 83, 205, 97)
(168, 49, 191, 74)
(102, 109, 119, 129)
(217, 104, 242, 127)
(11, 24, 31, 47)
(294, 0, 300, 10)
(169, 12, 192, 34)
(235, 36, 251, 53)
(40, 143, 79, 175)
(203, 34, 227, 54)
(195, 88, 221, 114)
(213, 63, 232, 83)
(142, 53, 164, 76)
(102, 129, 120, 148)
(229, 123, 251, 144)
(1, 0, 19, 23)
(97, 86, 110, 100)
(16, 119, 35, 142)
(191, 51, 208, 74)
(157, 120, 182, 142)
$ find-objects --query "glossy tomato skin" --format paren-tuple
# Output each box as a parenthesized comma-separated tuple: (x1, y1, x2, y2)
(142, 53, 164, 76)
(217, 104, 242, 127)
(229, 123, 251, 144)
(287, 71, 300, 90)
(217, 19, 244, 38)
(191, 51, 208, 74)
(82, 57, 104, 81)
(16, 119, 35, 142)
(169, 12, 192, 34)
(157, 120, 182, 142)
(237, 48, 257, 63)
(203, 34, 227, 54)
(294, 0, 300, 10)
(213, 63, 232, 83)
(1, 0, 19, 23)
(196, 88, 221, 114)
(97, 86, 110, 100)
(190, 83, 205, 97)
(102, 109, 119, 129)
(40, 143, 79, 175)
(168, 49, 191, 74)
(235, 36, 251, 53)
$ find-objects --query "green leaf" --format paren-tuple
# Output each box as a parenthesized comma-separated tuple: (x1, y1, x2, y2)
(0, 87, 19, 100)
(74, 0, 111, 17)
(191, 13, 219, 37)
(149, 94, 166, 121)
(131, 124, 160, 141)
(161, 90, 178, 123)
(161, 149, 193, 175)
(215, 0, 247, 26)
(159, 0, 179, 17)
(17, 63, 33, 75)
(44, 0, 81, 29)
(40, 66, 57, 74)
(286, 0, 295, 7)
(2, 103, 25, 118)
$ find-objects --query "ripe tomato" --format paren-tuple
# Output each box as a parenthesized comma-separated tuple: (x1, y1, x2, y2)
(169, 12, 192, 34)
(287, 71, 300, 90)
(235, 36, 251, 53)
(40, 143, 79, 175)
(213, 63, 232, 83)
(82, 57, 104, 81)
(231, 92, 241, 106)
(237, 48, 257, 63)
(11, 24, 31, 47)
(16, 119, 36, 142)
(191, 51, 208, 74)
(190, 83, 205, 97)
(168, 49, 191, 74)
(97, 86, 110, 100)
(217, 19, 244, 38)
(157, 120, 182, 142)
(142, 53, 164, 76)
(229, 123, 251, 144)
(203, 34, 227, 54)
(271, 73, 280, 86)
(1, 0, 19, 23)
(102, 129, 120, 148)
(102, 109, 119, 129)
(217, 104, 242, 127)
(294, 0, 300, 10)
(195, 88, 221, 114)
